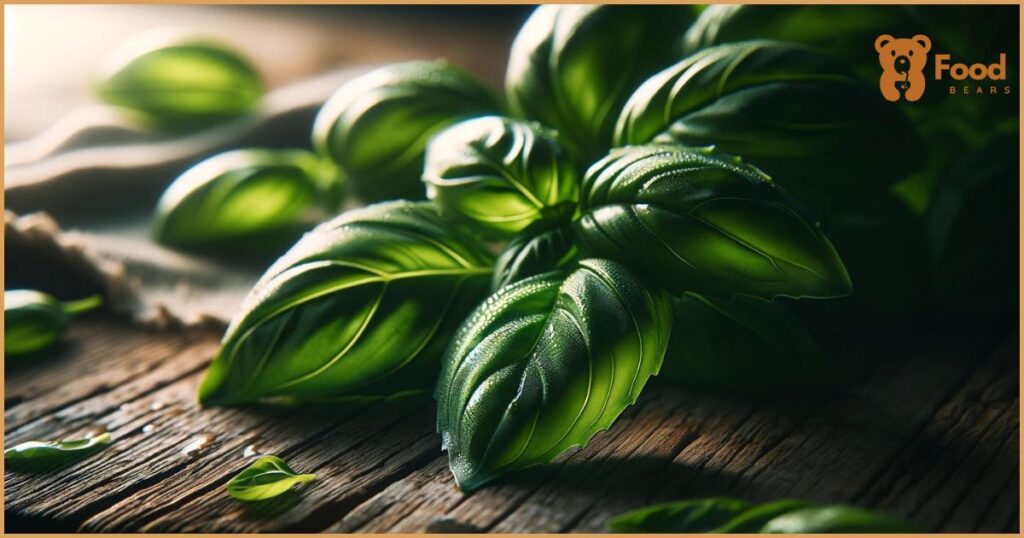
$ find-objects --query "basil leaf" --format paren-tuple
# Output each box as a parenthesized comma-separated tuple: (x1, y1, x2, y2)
(609, 497, 751, 533)
(152, 149, 342, 253)
(575, 145, 851, 299)
(424, 116, 579, 239)
(312, 60, 500, 202)
(198, 201, 494, 407)
(5, 432, 113, 472)
(492, 223, 578, 292)
(226, 455, 315, 501)
(95, 33, 262, 129)
(5, 290, 103, 357)
(614, 41, 923, 212)
(714, 499, 813, 533)
(663, 293, 837, 396)
(609, 497, 919, 533)
(506, 5, 693, 158)
(760, 505, 919, 533)
(436, 259, 672, 491)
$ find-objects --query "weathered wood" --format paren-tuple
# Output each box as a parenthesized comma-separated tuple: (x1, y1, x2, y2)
(4, 317, 1019, 533)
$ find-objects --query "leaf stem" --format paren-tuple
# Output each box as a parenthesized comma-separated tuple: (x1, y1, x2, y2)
(62, 295, 104, 315)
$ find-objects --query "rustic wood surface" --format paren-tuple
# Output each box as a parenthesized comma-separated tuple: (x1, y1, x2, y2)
(3, 314, 1018, 533)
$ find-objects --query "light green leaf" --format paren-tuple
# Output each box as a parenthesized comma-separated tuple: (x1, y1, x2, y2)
(506, 5, 694, 158)
(5, 432, 113, 472)
(95, 32, 262, 128)
(760, 505, 919, 533)
(226, 455, 315, 501)
(575, 145, 851, 299)
(198, 201, 494, 407)
(436, 259, 672, 491)
(152, 148, 342, 253)
(5, 290, 103, 357)
(312, 60, 500, 202)
(424, 116, 578, 238)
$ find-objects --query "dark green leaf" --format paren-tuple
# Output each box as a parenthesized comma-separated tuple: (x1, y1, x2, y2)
(5, 432, 113, 472)
(714, 499, 813, 533)
(226, 455, 315, 501)
(491, 222, 578, 292)
(614, 41, 923, 213)
(424, 116, 579, 238)
(436, 259, 672, 491)
(609, 497, 751, 533)
(152, 149, 342, 253)
(198, 201, 494, 407)
(662, 293, 837, 397)
(760, 505, 919, 533)
(505, 5, 694, 158)
(5, 290, 103, 357)
(95, 32, 262, 128)
(575, 145, 851, 299)
(312, 60, 500, 202)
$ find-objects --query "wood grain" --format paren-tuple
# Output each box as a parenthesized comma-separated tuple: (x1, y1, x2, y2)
(4, 317, 1019, 533)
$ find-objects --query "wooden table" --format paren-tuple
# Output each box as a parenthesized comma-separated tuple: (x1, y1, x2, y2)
(4, 315, 1018, 532)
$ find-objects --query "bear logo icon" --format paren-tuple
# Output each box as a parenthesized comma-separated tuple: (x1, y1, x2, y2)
(875, 34, 931, 102)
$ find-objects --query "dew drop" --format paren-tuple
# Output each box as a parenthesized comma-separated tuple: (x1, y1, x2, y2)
(141, 424, 155, 434)
(181, 433, 215, 457)
(242, 444, 259, 457)
(150, 401, 166, 411)
(81, 425, 108, 439)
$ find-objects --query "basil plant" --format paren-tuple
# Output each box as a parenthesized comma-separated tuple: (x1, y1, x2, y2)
(202, 5, 925, 492)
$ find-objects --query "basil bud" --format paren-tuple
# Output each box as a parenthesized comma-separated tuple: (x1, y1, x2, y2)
(492, 222, 577, 292)
(575, 146, 851, 299)
(198, 201, 494, 407)
(5, 432, 113, 472)
(151, 149, 342, 253)
(506, 5, 693, 157)
(615, 41, 923, 212)
(312, 60, 499, 202)
(424, 116, 579, 238)
(436, 259, 672, 491)
(226, 455, 315, 501)
(5, 290, 103, 357)
(95, 33, 262, 128)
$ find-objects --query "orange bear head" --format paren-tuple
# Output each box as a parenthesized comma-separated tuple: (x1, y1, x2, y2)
(875, 34, 931, 75)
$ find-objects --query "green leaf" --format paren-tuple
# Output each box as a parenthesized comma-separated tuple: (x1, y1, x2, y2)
(575, 145, 851, 299)
(312, 60, 500, 202)
(614, 41, 923, 213)
(5, 432, 113, 472)
(609, 497, 919, 533)
(226, 455, 315, 501)
(198, 201, 494, 407)
(5, 290, 103, 357)
(152, 149, 342, 253)
(95, 32, 262, 129)
(662, 293, 837, 397)
(424, 116, 579, 239)
(684, 6, 915, 80)
(505, 5, 694, 158)
(609, 497, 752, 533)
(436, 259, 672, 491)
(760, 505, 919, 533)
(491, 222, 578, 292)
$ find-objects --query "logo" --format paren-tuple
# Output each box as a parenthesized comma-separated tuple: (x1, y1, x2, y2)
(875, 34, 1011, 101)
(875, 34, 931, 102)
